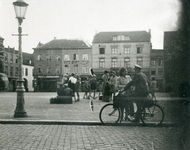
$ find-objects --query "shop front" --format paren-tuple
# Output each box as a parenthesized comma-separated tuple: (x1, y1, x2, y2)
(36, 76, 61, 92)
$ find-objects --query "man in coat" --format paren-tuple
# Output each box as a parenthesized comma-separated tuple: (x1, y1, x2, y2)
(124, 64, 149, 122)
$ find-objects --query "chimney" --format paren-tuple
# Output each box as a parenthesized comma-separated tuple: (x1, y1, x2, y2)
(54, 37, 56, 40)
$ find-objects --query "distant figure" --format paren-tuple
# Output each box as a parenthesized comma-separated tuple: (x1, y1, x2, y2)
(57, 83, 65, 96)
(83, 77, 90, 99)
(68, 73, 77, 101)
(89, 74, 97, 99)
(150, 77, 157, 99)
(75, 75, 81, 101)
(62, 84, 73, 96)
(102, 70, 110, 101)
(97, 80, 103, 96)
(109, 71, 117, 99)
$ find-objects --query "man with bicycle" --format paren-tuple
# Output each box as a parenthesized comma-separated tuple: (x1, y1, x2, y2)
(123, 64, 149, 122)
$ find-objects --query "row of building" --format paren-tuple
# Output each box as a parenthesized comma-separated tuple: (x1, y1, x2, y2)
(0, 30, 184, 92)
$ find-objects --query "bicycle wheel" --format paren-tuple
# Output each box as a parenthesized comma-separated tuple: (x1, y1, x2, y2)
(99, 103, 121, 125)
(141, 104, 164, 126)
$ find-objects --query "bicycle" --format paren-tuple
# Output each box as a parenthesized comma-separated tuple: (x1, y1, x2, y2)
(99, 92, 164, 126)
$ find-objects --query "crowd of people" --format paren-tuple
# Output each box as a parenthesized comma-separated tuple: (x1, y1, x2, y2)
(56, 64, 157, 122)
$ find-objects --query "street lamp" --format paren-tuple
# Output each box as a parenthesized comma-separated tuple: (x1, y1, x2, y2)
(13, 0, 28, 117)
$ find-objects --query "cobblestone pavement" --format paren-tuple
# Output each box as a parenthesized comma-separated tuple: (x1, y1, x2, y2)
(0, 124, 189, 150)
(0, 92, 190, 149)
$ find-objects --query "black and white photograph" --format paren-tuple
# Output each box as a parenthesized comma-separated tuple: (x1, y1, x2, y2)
(0, 0, 189, 149)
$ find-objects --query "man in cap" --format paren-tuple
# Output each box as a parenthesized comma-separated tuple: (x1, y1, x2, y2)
(123, 64, 149, 122)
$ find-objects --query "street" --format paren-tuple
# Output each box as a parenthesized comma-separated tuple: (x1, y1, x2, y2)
(0, 124, 187, 150)
(0, 92, 190, 149)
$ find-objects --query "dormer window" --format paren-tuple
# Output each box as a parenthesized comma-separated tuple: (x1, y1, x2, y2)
(113, 35, 130, 41)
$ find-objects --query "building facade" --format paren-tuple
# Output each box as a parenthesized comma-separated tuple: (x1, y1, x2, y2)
(150, 49, 164, 91)
(92, 31, 151, 79)
(0, 36, 34, 91)
(164, 30, 189, 93)
(33, 38, 92, 92)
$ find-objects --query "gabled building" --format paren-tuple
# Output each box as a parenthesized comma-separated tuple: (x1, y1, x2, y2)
(33, 38, 92, 92)
(92, 31, 151, 79)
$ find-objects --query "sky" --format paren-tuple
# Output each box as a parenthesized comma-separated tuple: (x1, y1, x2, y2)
(0, 0, 182, 54)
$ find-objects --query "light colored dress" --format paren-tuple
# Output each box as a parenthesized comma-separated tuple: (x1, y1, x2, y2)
(116, 75, 132, 91)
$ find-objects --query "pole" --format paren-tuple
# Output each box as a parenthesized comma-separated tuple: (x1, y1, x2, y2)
(14, 25, 27, 117)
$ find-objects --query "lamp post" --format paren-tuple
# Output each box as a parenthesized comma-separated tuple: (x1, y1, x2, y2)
(13, 0, 28, 117)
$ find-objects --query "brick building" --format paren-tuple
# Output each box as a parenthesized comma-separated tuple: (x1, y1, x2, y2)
(33, 38, 91, 92)
(150, 49, 164, 91)
(0, 36, 34, 91)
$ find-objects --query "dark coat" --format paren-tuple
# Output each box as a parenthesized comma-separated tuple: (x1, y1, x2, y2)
(124, 72, 149, 97)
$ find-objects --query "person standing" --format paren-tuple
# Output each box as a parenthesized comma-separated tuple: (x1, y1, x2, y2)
(75, 75, 81, 102)
(83, 77, 90, 99)
(109, 71, 117, 100)
(89, 74, 97, 99)
(124, 64, 149, 122)
(102, 70, 110, 101)
(116, 67, 133, 121)
(68, 73, 77, 102)
(150, 77, 157, 99)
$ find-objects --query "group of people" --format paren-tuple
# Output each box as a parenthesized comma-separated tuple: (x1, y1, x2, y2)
(57, 73, 81, 102)
(56, 65, 157, 123)
(101, 64, 157, 123)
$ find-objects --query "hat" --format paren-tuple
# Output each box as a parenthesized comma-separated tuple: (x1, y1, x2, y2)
(134, 64, 142, 69)
(104, 70, 109, 74)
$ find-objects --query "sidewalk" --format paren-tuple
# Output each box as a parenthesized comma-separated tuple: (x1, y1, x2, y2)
(0, 92, 189, 126)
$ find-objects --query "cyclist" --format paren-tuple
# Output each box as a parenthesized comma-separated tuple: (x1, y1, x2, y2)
(123, 64, 149, 123)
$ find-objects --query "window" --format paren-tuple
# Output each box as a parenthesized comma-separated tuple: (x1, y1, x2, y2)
(10, 67, 13, 76)
(151, 59, 156, 65)
(137, 47, 143, 54)
(38, 67, 42, 73)
(99, 48, 105, 54)
(158, 59, 163, 66)
(111, 48, 118, 54)
(55, 55, 60, 61)
(37, 55, 42, 61)
(46, 67, 51, 74)
(5, 53, 8, 63)
(46, 54, 51, 61)
(65, 65, 70, 73)
(73, 54, 79, 60)
(137, 57, 143, 67)
(99, 58, 105, 68)
(111, 58, 117, 67)
(55, 66, 60, 74)
(113, 35, 130, 41)
(82, 54, 88, 60)
(158, 68, 163, 76)
(64, 55, 70, 61)
(10, 54, 13, 64)
(82, 66, 88, 73)
(74, 64, 79, 73)
(124, 58, 130, 68)
(25, 68, 28, 76)
(15, 67, 18, 76)
(124, 47, 130, 54)
(151, 69, 156, 76)
(15, 55, 18, 63)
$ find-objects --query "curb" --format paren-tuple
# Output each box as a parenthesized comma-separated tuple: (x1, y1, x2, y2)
(0, 119, 178, 127)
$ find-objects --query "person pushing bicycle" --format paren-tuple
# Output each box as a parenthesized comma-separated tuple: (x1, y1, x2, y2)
(123, 64, 149, 123)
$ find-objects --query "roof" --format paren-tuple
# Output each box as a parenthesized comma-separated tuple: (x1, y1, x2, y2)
(33, 39, 91, 50)
(23, 52, 34, 66)
(92, 31, 151, 43)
